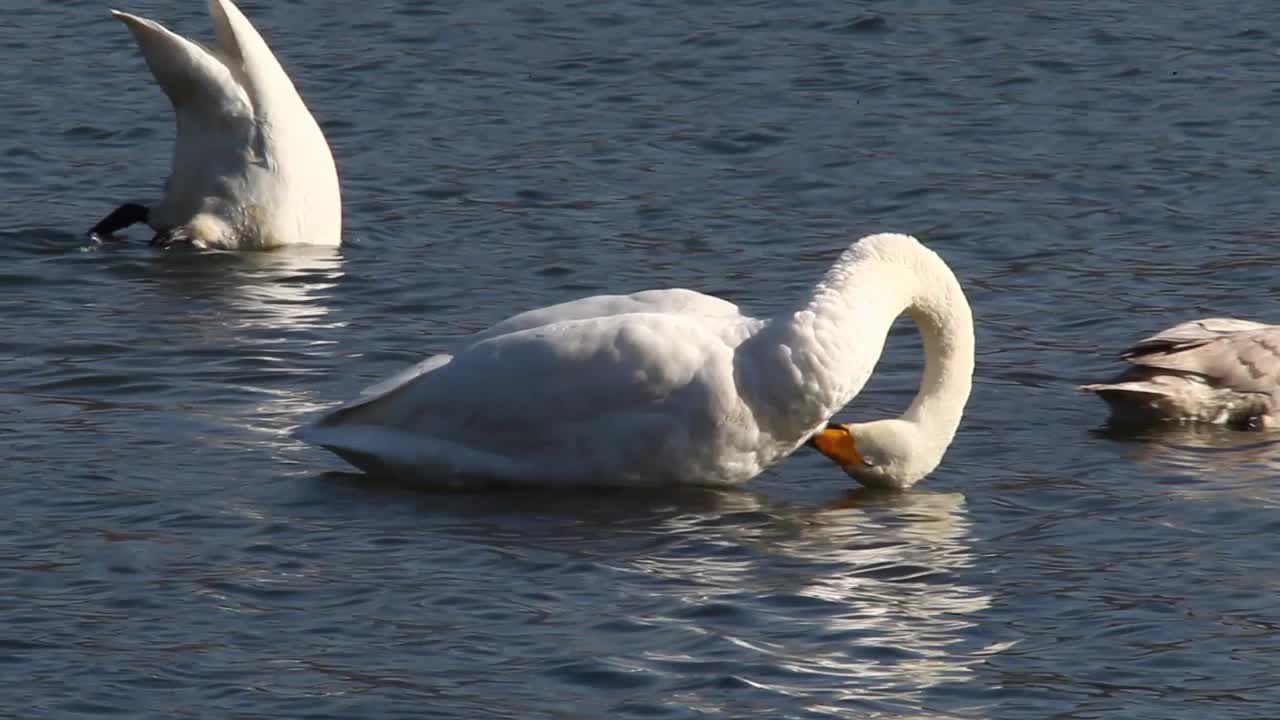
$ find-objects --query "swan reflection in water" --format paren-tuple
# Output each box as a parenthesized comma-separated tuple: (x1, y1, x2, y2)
(141, 246, 349, 445)
(599, 485, 997, 700)
(145, 246, 345, 331)
(303, 461, 1001, 711)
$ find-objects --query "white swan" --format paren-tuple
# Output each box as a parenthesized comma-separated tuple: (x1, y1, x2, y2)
(295, 233, 975, 490)
(89, 0, 341, 249)
(1080, 318, 1280, 429)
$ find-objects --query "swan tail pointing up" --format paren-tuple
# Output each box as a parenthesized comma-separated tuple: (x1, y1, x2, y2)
(111, 10, 249, 116)
(206, 0, 308, 121)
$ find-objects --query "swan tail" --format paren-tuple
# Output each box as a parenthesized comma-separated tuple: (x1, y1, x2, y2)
(291, 424, 426, 478)
(294, 354, 455, 436)
(1078, 380, 1264, 427)
(205, 0, 339, 240)
(112, 9, 249, 116)
(291, 424, 522, 486)
(207, 0, 306, 120)
(1078, 382, 1182, 426)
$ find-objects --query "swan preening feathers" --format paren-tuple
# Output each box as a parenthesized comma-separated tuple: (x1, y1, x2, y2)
(1080, 318, 1280, 430)
(296, 233, 976, 490)
(90, 0, 341, 249)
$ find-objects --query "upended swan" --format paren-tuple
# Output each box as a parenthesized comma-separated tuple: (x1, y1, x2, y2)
(1080, 318, 1280, 429)
(89, 0, 341, 249)
(294, 233, 976, 490)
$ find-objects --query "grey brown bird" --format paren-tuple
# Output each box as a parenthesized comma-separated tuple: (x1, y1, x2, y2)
(1080, 318, 1280, 430)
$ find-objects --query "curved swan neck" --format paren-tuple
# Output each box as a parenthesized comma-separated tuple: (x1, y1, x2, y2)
(900, 275, 975, 446)
(796, 234, 975, 461)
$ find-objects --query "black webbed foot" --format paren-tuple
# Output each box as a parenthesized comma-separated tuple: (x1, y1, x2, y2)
(88, 203, 149, 240)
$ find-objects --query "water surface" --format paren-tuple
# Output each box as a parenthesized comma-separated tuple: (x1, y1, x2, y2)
(4, 0, 1280, 717)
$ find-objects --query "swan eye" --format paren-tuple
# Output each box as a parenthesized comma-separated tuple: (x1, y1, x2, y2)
(861, 455, 877, 468)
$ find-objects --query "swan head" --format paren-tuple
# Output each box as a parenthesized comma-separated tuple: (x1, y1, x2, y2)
(807, 420, 939, 490)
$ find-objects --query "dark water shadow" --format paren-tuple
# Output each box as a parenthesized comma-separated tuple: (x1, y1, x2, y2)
(1091, 420, 1273, 444)
(0, 226, 91, 252)
(306, 468, 966, 528)
(311, 468, 755, 515)
(1089, 422, 1280, 493)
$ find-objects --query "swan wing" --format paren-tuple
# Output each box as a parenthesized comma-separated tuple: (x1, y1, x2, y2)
(474, 288, 741, 342)
(330, 288, 743, 409)
(297, 312, 760, 485)
(317, 288, 742, 415)
(295, 284, 747, 430)
(113, 7, 255, 230)
(1124, 320, 1280, 394)
(1124, 318, 1274, 357)
(356, 353, 454, 400)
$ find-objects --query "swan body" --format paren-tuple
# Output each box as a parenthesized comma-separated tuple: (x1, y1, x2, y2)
(90, 0, 341, 249)
(295, 233, 975, 489)
(1080, 318, 1280, 429)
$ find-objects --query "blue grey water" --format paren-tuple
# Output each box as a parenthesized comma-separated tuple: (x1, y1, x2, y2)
(3, 0, 1280, 716)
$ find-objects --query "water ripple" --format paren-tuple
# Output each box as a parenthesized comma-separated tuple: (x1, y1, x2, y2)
(5, 0, 1280, 717)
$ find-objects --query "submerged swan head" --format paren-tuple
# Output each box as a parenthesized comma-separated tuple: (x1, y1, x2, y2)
(808, 420, 940, 490)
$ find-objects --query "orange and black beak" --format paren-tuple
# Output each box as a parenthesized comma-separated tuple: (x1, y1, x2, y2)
(807, 422, 864, 467)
